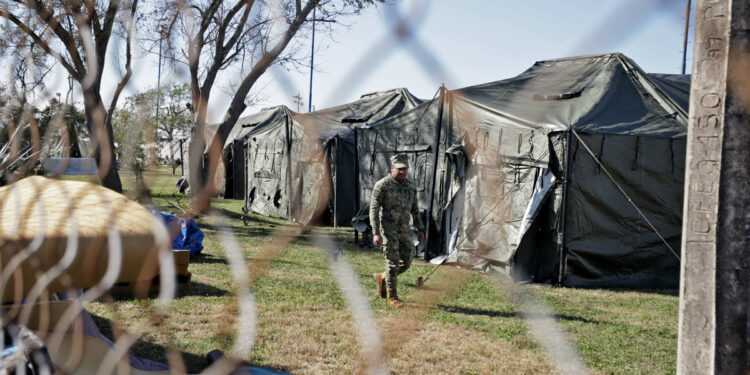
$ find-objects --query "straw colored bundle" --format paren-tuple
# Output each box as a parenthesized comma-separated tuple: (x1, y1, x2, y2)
(0, 176, 170, 302)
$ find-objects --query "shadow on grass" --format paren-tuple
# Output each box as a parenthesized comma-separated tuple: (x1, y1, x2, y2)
(190, 254, 229, 265)
(88, 313, 210, 373)
(214, 207, 283, 226)
(178, 281, 230, 298)
(437, 304, 602, 324)
(109, 281, 229, 300)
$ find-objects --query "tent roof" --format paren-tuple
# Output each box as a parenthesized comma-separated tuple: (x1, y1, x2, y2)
(293, 88, 422, 141)
(368, 54, 690, 140)
(455, 53, 689, 138)
(226, 105, 296, 145)
(452, 53, 689, 138)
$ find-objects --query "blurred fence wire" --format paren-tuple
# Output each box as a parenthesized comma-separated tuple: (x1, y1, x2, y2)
(0, 0, 692, 374)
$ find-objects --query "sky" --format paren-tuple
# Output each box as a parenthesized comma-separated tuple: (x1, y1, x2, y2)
(43, 0, 696, 124)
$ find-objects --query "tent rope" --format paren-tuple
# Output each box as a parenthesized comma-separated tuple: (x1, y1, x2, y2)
(570, 129, 681, 262)
(407, 87, 441, 151)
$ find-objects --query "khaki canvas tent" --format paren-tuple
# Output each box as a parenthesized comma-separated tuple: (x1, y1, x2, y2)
(357, 53, 689, 288)
(221, 106, 296, 200)
(178, 105, 286, 197)
(240, 88, 422, 225)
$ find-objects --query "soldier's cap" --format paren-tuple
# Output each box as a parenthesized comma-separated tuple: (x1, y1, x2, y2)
(391, 153, 409, 168)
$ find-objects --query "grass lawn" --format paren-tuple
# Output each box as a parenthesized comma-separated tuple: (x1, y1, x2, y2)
(80, 166, 678, 374)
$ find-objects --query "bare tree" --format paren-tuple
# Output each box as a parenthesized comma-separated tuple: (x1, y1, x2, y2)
(0, 0, 141, 192)
(153, 0, 383, 210)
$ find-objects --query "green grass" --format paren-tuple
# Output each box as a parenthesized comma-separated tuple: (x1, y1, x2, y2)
(81, 166, 678, 374)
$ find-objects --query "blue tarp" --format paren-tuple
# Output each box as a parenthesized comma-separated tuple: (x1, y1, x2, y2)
(151, 211, 204, 256)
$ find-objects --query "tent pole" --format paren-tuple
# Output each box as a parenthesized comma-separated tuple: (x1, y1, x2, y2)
(424, 85, 447, 260)
(285, 115, 293, 221)
(179, 139, 184, 176)
(354, 129, 360, 244)
(333, 135, 338, 227)
(557, 130, 573, 286)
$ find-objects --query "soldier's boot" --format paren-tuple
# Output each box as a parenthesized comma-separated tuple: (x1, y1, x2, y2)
(373, 273, 387, 299)
(387, 290, 403, 308)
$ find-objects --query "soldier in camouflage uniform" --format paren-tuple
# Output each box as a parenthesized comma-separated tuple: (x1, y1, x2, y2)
(370, 153, 425, 308)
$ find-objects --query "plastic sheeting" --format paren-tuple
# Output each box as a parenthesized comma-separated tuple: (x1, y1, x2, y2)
(151, 211, 204, 257)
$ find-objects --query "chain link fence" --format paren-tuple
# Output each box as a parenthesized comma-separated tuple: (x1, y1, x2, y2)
(0, 0, 693, 373)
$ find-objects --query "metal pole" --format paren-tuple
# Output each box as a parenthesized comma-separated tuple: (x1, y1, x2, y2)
(424, 85, 446, 260)
(173, 142, 177, 175)
(308, 7, 316, 113)
(156, 38, 163, 168)
(681, 0, 692, 75)
(179, 139, 184, 176)
(333, 135, 339, 227)
(285, 115, 293, 220)
(556, 130, 573, 286)
(354, 128, 360, 244)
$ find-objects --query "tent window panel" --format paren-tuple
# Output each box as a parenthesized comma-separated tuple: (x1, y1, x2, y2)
(641, 137, 675, 176)
(517, 133, 522, 154)
(527, 131, 535, 155)
(496, 129, 504, 161)
(414, 153, 430, 192)
(631, 136, 640, 171)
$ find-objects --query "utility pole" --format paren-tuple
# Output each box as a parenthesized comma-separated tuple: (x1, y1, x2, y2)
(677, 0, 750, 373)
(308, 7, 316, 113)
(293, 93, 303, 112)
(156, 38, 163, 149)
(681, 0, 692, 74)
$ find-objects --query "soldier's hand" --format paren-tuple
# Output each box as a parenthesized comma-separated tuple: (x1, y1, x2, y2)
(373, 234, 382, 247)
(418, 231, 425, 244)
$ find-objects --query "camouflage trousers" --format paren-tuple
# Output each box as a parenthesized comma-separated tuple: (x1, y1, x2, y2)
(382, 230, 414, 294)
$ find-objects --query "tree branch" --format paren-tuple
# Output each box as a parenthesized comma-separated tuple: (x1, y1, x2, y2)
(95, 0, 122, 72)
(218, 0, 319, 144)
(107, 0, 137, 121)
(0, 8, 78, 78)
(26, 0, 87, 75)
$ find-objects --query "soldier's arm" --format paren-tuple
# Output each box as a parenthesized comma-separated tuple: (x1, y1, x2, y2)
(411, 189, 424, 232)
(369, 182, 383, 236)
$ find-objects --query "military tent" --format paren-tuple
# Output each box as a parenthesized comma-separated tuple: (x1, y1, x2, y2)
(241, 88, 422, 225)
(358, 53, 689, 288)
(178, 105, 285, 198)
(222, 106, 296, 199)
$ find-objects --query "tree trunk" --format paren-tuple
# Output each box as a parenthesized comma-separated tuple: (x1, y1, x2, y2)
(187, 123, 206, 197)
(83, 86, 122, 193)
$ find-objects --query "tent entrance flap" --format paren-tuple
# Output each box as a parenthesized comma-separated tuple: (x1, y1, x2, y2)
(516, 169, 556, 245)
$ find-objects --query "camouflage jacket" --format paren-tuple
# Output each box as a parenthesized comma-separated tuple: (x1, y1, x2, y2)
(369, 174, 424, 236)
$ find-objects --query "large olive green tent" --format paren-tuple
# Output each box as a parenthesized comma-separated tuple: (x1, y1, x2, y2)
(358, 53, 689, 288)
(241, 88, 422, 225)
